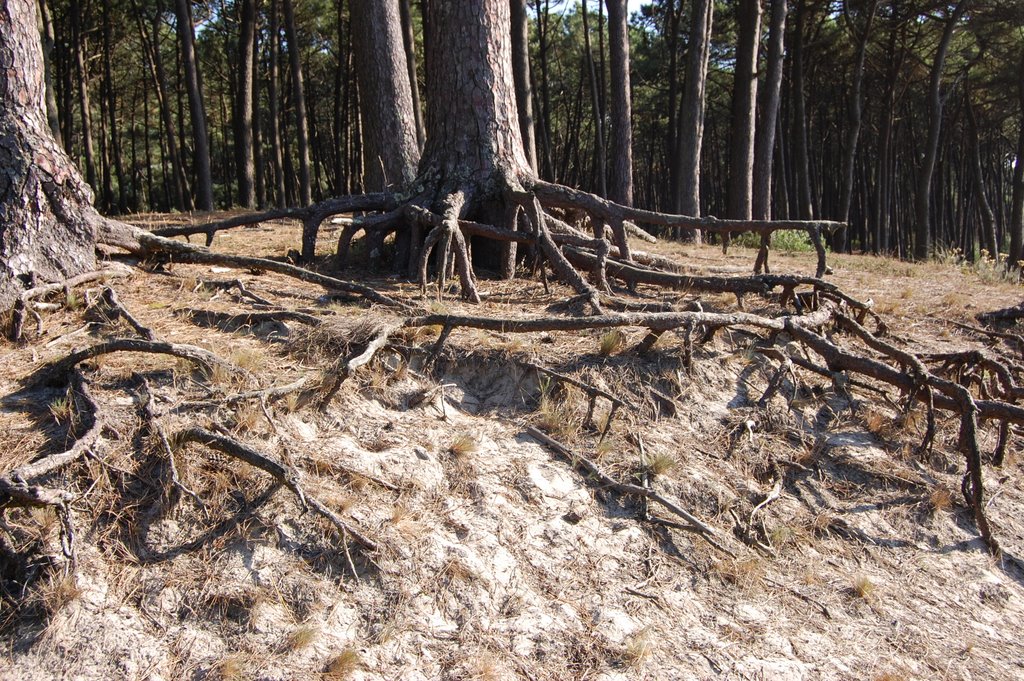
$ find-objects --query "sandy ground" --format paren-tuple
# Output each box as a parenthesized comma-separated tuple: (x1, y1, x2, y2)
(1, 214, 1023, 680)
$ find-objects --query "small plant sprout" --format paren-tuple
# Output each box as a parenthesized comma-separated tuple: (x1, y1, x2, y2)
(644, 450, 675, 477)
(599, 329, 626, 356)
(48, 393, 74, 424)
(287, 624, 320, 651)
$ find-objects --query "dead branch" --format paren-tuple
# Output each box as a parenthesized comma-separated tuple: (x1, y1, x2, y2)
(174, 428, 378, 551)
(97, 287, 155, 339)
(319, 324, 397, 408)
(9, 264, 132, 341)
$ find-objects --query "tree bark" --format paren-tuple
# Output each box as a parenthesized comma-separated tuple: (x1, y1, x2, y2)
(581, 0, 607, 197)
(752, 0, 787, 221)
(966, 90, 998, 257)
(101, 0, 127, 213)
(70, 0, 97, 193)
(913, 0, 968, 261)
(510, 0, 537, 174)
(268, 0, 286, 207)
(36, 0, 61, 147)
(606, 0, 633, 208)
(234, 0, 257, 208)
(674, 0, 712, 227)
(1, 0, 99, 309)
(173, 0, 214, 211)
(398, 0, 425, 149)
(727, 0, 762, 221)
(282, 0, 312, 205)
(351, 0, 420, 192)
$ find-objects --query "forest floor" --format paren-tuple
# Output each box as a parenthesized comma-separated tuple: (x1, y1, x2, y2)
(1, 212, 1023, 680)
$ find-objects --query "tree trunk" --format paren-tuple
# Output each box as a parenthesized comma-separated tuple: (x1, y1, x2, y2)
(727, 0, 762, 220)
(673, 0, 712, 236)
(836, 0, 877, 250)
(606, 0, 633, 208)
(0, 0, 98, 309)
(351, 0, 420, 191)
(70, 0, 97, 193)
(282, 0, 312, 205)
(913, 0, 968, 261)
(581, 0, 607, 197)
(173, 0, 214, 211)
(268, 0, 286, 207)
(966, 91, 998, 257)
(510, 0, 537, 173)
(36, 0, 62, 147)
(752, 0, 786, 221)
(420, 0, 530, 193)
(234, 0, 257, 208)
(398, 0, 425, 149)
(102, 0, 127, 214)
(1010, 48, 1024, 266)
(789, 0, 813, 220)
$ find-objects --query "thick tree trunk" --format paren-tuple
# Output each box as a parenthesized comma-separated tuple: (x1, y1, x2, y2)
(674, 0, 712, 227)
(606, 0, 633, 207)
(727, 0, 762, 221)
(234, 0, 257, 208)
(752, 0, 786, 221)
(420, 0, 530, 194)
(351, 0, 420, 192)
(282, 0, 312, 205)
(1, 0, 98, 309)
(174, 0, 214, 211)
(913, 0, 968, 261)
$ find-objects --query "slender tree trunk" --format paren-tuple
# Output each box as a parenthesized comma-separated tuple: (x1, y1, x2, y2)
(752, 0, 786, 221)
(510, 0, 537, 173)
(36, 0, 62, 147)
(581, 0, 607, 197)
(674, 0, 712, 233)
(282, 0, 312, 205)
(727, 0, 761, 220)
(790, 0, 813, 220)
(234, 0, 257, 208)
(836, 0, 877, 250)
(102, 0, 127, 213)
(1010, 48, 1024, 266)
(173, 0, 214, 210)
(252, 20, 265, 207)
(913, 0, 968, 261)
(966, 91, 998, 257)
(399, 0, 425, 149)
(536, 0, 555, 180)
(606, 0, 633, 208)
(664, 0, 681, 211)
(333, 0, 347, 194)
(268, 0, 286, 206)
(70, 0, 97, 194)
(351, 0, 420, 191)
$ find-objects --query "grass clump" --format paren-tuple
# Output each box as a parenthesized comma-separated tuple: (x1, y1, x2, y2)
(324, 648, 361, 679)
(599, 330, 626, 356)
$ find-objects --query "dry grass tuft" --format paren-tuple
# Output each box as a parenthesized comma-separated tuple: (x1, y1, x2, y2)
(851, 574, 876, 600)
(927, 486, 953, 516)
(212, 653, 247, 681)
(599, 329, 626, 356)
(714, 558, 764, 589)
(47, 393, 75, 425)
(324, 648, 361, 679)
(287, 623, 320, 651)
(37, 573, 83, 617)
(643, 450, 675, 477)
(621, 627, 654, 667)
(449, 433, 479, 458)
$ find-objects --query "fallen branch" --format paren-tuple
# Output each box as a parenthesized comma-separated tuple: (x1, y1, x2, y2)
(9, 264, 132, 341)
(36, 338, 240, 385)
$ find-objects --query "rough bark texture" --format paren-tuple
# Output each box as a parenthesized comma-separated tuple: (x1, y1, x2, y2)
(173, 0, 214, 211)
(234, 0, 257, 208)
(351, 0, 420, 191)
(752, 0, 786, 222)
(606, 0, 633, 207)
(674, 0, 712, 220)
(0, 0, 97, 309)
(282, 0, 313, 205)
(1011, 48, 1024, 266)
(420, 0, 529, 194)
(510, 0, 537, 173)
(727, 0, 761, 221)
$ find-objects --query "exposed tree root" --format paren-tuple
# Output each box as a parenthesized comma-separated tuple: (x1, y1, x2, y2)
(8, 264, 132, 341)
(174, 428, 378, 552)
(525, 426, 735, 557)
